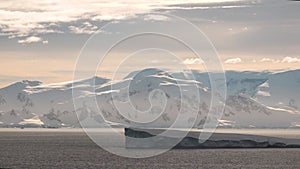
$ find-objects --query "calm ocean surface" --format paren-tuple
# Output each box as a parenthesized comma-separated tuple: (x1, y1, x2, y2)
(0, 128, 299, 169)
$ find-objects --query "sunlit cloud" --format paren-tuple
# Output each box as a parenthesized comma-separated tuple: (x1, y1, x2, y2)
(259, 57, 300, 64)
(260, 58, 272, 62)
(183, 58, 204, 64)
(260, 58, 280, 63)
(0, 0, 248, 42)
(144, 14, 170, 21)
(69, 22, 98, 34)
(42, 40, 49, 44)
(224, 57, 242, 64)
(281, 56, 300, 63)
(18, 36, 45, 44)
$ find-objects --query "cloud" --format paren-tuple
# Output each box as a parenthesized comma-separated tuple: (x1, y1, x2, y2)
(259, 57, 300, 64)
(259, 58, 280, 63)
(68, 22, 98, 34)
(144, 14, 170, 21)
(0, 0, 246, 40)
(18, 36, 43, 44)
(183, 58, 204, 64)
(224, 57, 242, 64)
(260, 58, 272, 62)
(281, 56, 300, 63)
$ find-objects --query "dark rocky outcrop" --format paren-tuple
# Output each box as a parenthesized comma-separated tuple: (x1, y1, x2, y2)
(125, 128, 300, 149)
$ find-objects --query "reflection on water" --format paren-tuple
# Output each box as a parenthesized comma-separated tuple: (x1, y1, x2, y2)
(0, 128, 299, 139)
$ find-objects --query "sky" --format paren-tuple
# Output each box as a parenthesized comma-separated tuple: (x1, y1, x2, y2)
(0, 0, 300, 87)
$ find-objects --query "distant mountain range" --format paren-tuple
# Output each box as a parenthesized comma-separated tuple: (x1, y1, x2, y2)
(0, 69, 299, 128)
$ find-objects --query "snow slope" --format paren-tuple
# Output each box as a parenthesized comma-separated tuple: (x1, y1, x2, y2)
(95, 69, 300, 128)
(0, 77, 108, 127)
(0, 69, 299, 128)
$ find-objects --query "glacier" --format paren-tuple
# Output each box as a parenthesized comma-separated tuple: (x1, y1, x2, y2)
(0, 69, 299, 128)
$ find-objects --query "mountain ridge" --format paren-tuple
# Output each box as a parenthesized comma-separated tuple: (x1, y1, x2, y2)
(0, 69, 299, 128)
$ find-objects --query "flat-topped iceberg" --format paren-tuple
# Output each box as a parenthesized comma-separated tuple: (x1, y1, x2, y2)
(125, 128, 300, 149)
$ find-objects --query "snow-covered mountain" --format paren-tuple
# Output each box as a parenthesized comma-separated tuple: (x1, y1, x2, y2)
(0, 69, 299, 128)
(95, 68, 211, 128)
(172, 69, 300, 114)
(0, 77, 109, 128)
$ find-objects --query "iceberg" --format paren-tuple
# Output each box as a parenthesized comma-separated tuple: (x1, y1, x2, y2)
(125, 128, 300, 149)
